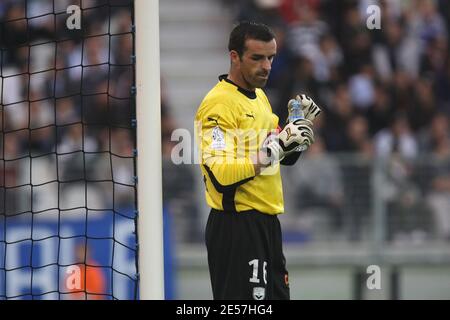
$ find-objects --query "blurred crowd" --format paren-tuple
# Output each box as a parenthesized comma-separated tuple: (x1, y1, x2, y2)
(2, 0, 450, 245)
(224, 0, 450, 152)
(0, 0, 136, 217)
(161, 84, 202, 243)
(0, 0, 200, 244)
(218, 0, 450, 243)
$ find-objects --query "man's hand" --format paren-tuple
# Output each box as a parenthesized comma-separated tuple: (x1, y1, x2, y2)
(262, 118, 314, 164)
(291, 94, 322, 122)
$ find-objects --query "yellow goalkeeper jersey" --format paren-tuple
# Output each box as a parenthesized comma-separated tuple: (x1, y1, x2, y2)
(195, 75, 284, 214)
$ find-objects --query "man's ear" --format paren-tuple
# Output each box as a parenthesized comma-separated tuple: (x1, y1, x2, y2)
(230, 50, 240, 65)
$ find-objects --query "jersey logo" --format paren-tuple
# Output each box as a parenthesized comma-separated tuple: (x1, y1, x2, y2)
(211, 126, 225, 150)
(245, 113, 255, 119)
(207, 117, 219, 126)
(285, 127, 297, 141)
(253, 287, 265, 300)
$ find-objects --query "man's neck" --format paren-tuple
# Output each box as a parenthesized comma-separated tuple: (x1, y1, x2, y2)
(219, 74, 257, 99)
(227, 72, 255, 92)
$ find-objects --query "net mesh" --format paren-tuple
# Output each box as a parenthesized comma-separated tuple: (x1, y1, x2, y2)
(0, 0, 138, 300)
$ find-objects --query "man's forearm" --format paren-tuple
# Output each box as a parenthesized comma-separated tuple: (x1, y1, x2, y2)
(251, 150, 272, 175)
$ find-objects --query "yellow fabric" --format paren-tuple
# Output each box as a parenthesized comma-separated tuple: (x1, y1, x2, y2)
(195, 78, 284, 214)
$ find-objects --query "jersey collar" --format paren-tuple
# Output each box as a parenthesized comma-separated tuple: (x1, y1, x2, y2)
(219, 74, 257, 100)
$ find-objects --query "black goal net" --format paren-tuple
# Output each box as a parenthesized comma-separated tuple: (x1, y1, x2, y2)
(0, 0, 138, 300)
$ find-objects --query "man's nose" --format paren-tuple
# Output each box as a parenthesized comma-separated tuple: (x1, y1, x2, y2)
(262, 59, 271, 72)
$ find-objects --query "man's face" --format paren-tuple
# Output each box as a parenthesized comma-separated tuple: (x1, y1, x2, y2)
(232, 38, 277, 90)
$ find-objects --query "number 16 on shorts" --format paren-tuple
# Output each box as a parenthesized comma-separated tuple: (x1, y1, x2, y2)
(249, 259, 267, 300)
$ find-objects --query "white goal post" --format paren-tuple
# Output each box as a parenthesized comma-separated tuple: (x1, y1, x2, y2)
(135, 0, 165, 300)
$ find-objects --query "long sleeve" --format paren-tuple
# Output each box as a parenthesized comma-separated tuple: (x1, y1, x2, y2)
(196, 103, 256, 186)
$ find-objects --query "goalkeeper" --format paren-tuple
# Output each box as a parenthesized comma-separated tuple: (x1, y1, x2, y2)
(195, 22, 321, 300)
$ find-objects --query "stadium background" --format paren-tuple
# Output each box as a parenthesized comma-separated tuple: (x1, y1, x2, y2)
(161, 0, 450, 299)
(1, 0, 450, 299)
(0, 0, 137, 299)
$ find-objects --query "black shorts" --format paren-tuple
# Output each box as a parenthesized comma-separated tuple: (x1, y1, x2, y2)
(205, 209, 290, 300)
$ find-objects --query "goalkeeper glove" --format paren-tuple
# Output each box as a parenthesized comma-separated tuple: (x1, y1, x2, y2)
(288, 94, 322, 122)
(262, 118, 314, 164)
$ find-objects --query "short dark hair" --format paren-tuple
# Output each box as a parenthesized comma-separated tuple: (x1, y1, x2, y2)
(228, 21, 275, 58)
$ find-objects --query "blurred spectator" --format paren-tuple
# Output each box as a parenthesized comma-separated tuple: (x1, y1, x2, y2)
(435, 56, 450, 112)
(420, 37, 448, 79)
(410, 0, 448, 54)
(426, 162, 450, 240)
(1, 133, 21, 216)
(322, 84, 353, 151)
(388, 185, 433, 245)
(372, 18, 420, 81)
(340, 5, 372, 76)
(285, 0, 328, 60)
(237, 0, 286, 27)
(367, 84, 393, 135)
(265, 24, 293, 109)
(348, 64, 376, 110)
(161, 91, 202, 243)
(377, 116, 434, 243)
(422, 114, 450, 240)
(162, 140, 202, 243)
(312, 34, 343, 84)
(279, 0, 321, 25)
(418, 113, 450, 154)
(408, 78, 437, 132)
(439, 0, 450, 36)
(342, 114, 374, 157)
(374, 113, 418, 161)
(283, 136, 344, 237)
(339, 141, 373, 241)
